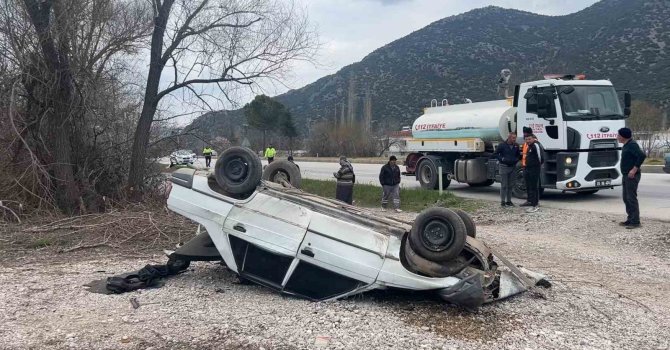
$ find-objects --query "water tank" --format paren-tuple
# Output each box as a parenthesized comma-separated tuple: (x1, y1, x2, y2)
(412, 100, 516, 142)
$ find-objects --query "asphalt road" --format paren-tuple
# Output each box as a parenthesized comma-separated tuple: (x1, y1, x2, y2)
(295, 161, 670, 221)
(164, 157, 670, 221)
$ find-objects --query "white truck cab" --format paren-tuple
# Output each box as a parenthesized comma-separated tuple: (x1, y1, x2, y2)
(515, 77, 629, 192)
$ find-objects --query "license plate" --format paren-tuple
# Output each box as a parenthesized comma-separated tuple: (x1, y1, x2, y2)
(595, 180, 611, 186)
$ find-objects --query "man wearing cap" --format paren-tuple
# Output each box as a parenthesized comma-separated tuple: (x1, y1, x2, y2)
(523, 134, 542, 212)
(379, 155, 402, 212)
(617, 127, 646, 229)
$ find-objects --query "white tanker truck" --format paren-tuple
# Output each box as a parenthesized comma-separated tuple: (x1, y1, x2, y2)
(404, 73, 632, 198)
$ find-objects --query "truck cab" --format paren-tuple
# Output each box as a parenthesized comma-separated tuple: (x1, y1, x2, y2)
(515, 76, 631, 192)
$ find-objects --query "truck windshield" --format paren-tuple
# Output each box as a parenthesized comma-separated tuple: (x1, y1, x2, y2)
(559, 86, 624, 120)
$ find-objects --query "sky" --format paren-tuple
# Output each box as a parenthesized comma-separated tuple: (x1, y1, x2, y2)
(278, 0, 601, 95)
(167, 0, 602, 125)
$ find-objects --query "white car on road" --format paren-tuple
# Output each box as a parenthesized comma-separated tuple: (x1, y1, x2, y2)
(169, 150, 196, 166)
(165, 147, 547, 308)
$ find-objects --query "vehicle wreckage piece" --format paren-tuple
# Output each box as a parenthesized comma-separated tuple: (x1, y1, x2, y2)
(166, 147, 549, 309)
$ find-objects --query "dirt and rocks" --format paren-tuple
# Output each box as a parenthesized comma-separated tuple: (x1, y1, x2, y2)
(1, 203, 669, 350)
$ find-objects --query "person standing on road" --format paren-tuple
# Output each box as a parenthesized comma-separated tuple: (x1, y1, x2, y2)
(264, 144, 276, 164)
(617, 127, 646, 229)
(333, 156, 355, 205)
(495, 132, 521, 207)
(523, 134, 542, 212)
(521, 126, 533, 170)
(379, 155, 402, 213)
(203, 146, 213, 168)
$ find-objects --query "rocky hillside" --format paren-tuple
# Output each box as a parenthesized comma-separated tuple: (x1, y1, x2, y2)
(190, 0, 670, 138)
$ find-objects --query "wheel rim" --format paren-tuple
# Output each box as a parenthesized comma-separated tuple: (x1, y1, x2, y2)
(420, 164, 433, 184)
(225, 157, 248, 182)
(421, 219, 455, 252)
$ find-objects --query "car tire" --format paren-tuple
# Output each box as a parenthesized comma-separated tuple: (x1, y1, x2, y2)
(404, 238, 468, 277)
(214, 147, 262, 195)
(409, 207, 467, 262)
(451, 208, 476, 238)
(262, 160, 302, 189)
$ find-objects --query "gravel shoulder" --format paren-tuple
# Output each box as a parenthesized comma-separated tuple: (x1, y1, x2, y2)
(1, 204, 669, 350)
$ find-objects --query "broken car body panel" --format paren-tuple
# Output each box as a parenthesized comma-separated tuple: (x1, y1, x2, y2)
(167, 168, 546, 308)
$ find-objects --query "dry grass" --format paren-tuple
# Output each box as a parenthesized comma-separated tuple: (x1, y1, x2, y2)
(0, 202, 197, 260)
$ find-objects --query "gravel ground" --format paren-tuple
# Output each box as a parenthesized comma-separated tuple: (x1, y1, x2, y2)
(1, 204, 669, 350)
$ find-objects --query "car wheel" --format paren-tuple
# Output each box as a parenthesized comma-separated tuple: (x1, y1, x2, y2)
(262, 160, 302, 188)
(451, 208, 476, 238)
(166, 256, 190, 274)
(214, 146, 262, 195)
(404, 238, 469, 277)
(409, 207, 467, 262)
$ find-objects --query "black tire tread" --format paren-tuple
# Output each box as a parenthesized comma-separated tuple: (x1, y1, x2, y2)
(214, 147, 262, 195)
(409, 207, 467, 262)
(262, 160, 302, 189)
(451, 208, 476, 238)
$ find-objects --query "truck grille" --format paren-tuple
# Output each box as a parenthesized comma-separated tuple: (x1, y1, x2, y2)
(587, 140, 618, 168)
(585, 169, 619, 181)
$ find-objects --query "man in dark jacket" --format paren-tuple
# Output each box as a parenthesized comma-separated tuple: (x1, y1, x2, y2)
(617, 127, 646, 229)
(379, 155, 402, 212)
(334, 156, 355, 204)
(495, 132, 521, 207)
(523, 134, 542, 212)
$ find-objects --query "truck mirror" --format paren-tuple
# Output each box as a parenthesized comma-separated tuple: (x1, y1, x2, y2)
(624, 92, 631, 108)
(536, 94, 553, 119)
(624, 107, 631, 116)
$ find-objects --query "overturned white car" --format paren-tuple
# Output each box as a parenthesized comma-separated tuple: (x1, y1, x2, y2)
(166, 147, 548, 309)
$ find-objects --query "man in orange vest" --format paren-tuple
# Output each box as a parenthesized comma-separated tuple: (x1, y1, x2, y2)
(521, 126, 532, 168)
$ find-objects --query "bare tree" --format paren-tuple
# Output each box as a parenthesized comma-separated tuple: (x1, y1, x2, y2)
(127, 0, 317, 193)
(628, 100, 664, 157)
(0, 0, 151, 212)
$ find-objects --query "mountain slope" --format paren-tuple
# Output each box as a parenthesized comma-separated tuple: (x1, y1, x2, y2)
(191, 0, 670, 139)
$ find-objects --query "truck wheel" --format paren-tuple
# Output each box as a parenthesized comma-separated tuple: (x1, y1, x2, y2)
(451, 208, 476, 238)
(512, 165, 527, 199)
(417, 159, 438, 189)
(409, 207, 466, 262)
(262, 160, 302, 189)
(468, 179, 494, 187)
(214, 147, 262, 195)
(403, 238, 469, 277)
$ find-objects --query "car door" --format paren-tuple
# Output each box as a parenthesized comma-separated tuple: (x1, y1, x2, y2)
(282, 212, 389, 300)
(223, 192, 311, 290)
